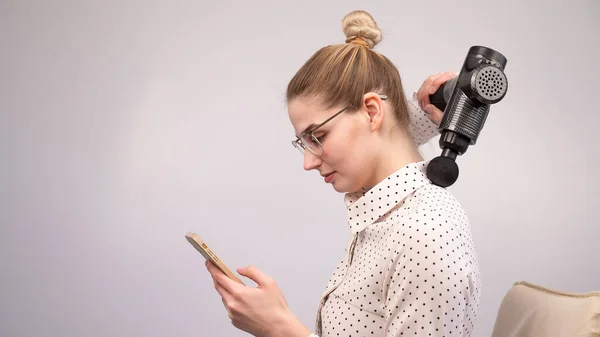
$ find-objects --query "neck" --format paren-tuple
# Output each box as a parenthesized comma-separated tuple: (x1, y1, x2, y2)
(365, 129, 424, 189)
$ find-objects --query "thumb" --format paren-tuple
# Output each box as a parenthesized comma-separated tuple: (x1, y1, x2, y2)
(237, 265, 273, 287)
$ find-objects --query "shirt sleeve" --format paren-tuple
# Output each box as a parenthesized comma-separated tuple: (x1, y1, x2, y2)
(406, 92, 440, 147)
(381, 209, 478, 337)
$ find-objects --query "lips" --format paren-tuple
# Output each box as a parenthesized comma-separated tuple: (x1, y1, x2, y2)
(323, 172, 335, 183)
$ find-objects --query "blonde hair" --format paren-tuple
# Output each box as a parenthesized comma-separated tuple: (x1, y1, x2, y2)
(286, 10, 409, 125)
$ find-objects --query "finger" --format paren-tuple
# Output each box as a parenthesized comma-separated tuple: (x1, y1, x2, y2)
(220, 297, 232, 317)
(221, 298, 227, 309)
(418, 72, 445, 109)
(213, 276, 236, 304)
(424, 104, 444, 125)
(429, 71, 457, 94)
(417, 74, 436, 109)
(205, 260, 222, 279)
(237, 265, 274, 288)
(208, 261, 246, 295)
(212, 277, 233, 311)
(417, 89, 427, 110)
(206, 261, 230, 289)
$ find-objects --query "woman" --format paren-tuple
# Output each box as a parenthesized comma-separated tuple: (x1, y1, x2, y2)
(205, 10, 479, 337)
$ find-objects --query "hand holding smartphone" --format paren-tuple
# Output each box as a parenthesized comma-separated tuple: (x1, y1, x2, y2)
(185, 232, 245, 285)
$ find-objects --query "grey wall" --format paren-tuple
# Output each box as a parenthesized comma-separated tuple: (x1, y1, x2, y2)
(1, 1, 599, 336)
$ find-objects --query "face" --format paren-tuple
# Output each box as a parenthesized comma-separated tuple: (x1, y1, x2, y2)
(287, 94, 385, 193)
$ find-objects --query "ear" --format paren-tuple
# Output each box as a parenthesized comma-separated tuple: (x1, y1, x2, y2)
(362, 92, 385, 132)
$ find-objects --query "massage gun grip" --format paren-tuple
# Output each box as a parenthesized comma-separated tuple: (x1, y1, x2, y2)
(428, 82, 448, 112)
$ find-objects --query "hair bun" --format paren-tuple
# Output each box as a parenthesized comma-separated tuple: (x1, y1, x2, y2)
(342, 10, 382, 49)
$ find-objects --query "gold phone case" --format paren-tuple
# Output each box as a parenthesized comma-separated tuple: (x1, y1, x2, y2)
(185, 232, 245, 285)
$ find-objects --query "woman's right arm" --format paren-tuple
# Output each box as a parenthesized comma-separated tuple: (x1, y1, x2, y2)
(406, 92, 440, 147)
(406, 71, 458, 147)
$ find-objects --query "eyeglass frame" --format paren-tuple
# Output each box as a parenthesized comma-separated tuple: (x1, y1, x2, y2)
(291, 94, 388, 155)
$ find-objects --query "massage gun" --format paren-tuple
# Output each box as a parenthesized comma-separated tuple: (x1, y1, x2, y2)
(426, 45, 508, 187)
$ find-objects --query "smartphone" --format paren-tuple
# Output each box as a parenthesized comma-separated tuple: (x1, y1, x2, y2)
(185, 232, 245, 285)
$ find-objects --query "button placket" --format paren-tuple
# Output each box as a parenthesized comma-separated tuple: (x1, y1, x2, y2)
(314, 233, 359, 336)
(347, 233, 358, 265)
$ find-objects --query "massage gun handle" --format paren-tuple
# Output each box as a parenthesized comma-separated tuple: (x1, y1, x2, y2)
(429, 85, 447, 112)
(428, 75, 458, 113)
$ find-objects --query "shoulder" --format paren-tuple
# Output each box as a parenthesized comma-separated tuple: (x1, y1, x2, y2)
(382, 184, 477, 273)
(378, 186, 482, 337)
(388, 183, 471, 237)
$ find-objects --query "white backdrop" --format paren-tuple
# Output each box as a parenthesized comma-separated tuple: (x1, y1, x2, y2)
(1, 1, 599, 336)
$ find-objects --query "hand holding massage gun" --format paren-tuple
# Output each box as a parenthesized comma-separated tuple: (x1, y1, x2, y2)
(426, 46, 508, 188)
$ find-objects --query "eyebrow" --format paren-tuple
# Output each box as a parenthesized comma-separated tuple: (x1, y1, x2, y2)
(293, 123, 316, 138)
(301, 123, 319, 135)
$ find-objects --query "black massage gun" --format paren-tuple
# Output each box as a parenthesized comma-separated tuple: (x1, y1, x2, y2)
(426, 46, 508, 188)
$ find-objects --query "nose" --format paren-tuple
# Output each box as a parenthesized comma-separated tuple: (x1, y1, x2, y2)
(303, 150, 322, 171)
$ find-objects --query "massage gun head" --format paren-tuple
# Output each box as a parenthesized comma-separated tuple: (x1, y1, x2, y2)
(427, 46, 508, 188)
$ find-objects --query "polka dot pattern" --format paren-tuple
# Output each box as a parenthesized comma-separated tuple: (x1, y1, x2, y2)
(313, 162, 481, 337)
(407, 91, 440, 147)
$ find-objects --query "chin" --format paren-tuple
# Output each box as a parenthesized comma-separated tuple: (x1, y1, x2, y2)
(331, 179, 361, 194)
(331, 183, 348, 193)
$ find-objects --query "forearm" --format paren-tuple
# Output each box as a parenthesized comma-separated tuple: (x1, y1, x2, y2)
(406, 92, 440, 147)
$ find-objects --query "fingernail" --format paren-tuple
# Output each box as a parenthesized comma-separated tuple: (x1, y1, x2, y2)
(429, 86, 437, 94)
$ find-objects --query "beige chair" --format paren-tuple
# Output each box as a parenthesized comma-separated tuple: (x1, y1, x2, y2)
(491, 281, 600, 337)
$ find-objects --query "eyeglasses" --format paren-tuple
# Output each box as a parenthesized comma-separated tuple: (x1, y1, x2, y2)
(291, 94, 388, 156)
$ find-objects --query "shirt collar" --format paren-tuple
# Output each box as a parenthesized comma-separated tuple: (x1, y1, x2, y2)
(344, 161, 431, 234)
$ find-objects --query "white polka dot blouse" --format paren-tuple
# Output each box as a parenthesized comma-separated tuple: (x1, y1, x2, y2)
(309, 93, 482, 337)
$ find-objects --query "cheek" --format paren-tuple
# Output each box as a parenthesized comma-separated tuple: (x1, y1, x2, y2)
(323, 141, 371, 192)
(322, 121, 365, 169)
